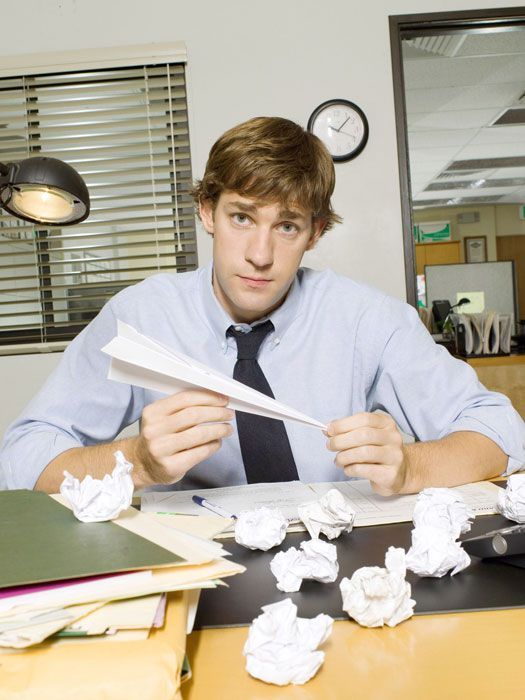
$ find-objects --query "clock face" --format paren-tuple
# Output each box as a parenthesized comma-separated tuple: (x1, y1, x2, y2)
(308, 100, 369, 162)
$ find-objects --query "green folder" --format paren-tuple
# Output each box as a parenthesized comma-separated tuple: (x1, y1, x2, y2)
(0, 490, 184, 589)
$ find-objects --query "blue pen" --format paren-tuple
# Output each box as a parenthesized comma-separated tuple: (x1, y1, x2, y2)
(192, 495, 236, 519)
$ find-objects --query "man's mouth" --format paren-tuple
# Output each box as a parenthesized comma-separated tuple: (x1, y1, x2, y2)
(239, 276, 271, 288)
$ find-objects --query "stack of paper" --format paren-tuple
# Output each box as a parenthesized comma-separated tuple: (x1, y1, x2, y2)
(0, 491, 244, 649)
(0, 590, 192, 700)
(450, 311, 513, 355)
(56, 593, 166, 642)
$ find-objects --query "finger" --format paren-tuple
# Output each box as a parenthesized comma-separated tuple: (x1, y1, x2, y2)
(333, 445, 398, 468)
(342, 462, 382, 480)
(143, 390, 229, 420)
(327, 412, 394, 436)
(146, 439, 225, 484)
(160, 440, 224, 482)
(172, 405, 235, 433)
(147, 422, 233, 461)
(342, 464, 398, 497)
(327, 426, 400, 452)
(142, 406, 234, 440)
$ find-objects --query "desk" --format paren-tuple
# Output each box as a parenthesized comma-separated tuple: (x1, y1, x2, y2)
(184, 608, 525, 699)
(183, 514, 525, 699)
(467, 354, 525, 417)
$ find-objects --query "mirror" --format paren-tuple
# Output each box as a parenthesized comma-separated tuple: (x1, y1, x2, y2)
(390, 8, 525, 325)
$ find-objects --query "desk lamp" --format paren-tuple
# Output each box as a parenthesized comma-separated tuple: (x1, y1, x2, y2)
(0, 156, 89, 225)
(450, 297, 471, 312)
(442, 297, 471, 335)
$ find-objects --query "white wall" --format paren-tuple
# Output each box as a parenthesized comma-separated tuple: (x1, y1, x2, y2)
(1, 0, 523, 437)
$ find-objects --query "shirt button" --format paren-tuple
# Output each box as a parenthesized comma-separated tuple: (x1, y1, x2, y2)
(274, 337, 280, 345)
(235, 325, 242, 331)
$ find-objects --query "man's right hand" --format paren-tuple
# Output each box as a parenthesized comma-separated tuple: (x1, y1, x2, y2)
(133, 389, 234, 487)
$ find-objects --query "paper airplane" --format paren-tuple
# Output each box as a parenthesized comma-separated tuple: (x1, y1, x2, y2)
(101, 321, 326, 430)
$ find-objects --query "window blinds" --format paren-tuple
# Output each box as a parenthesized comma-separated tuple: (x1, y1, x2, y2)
(0, 62, 197, 346)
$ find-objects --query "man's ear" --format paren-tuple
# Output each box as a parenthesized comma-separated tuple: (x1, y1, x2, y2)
(306, 220, 326, 251)
(199, 199, 215, 235)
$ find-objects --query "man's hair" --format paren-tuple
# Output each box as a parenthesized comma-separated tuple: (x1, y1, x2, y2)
(191, 116, 341, 233)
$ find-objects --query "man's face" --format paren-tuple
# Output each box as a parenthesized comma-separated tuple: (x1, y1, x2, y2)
(200, 192, 324, 323)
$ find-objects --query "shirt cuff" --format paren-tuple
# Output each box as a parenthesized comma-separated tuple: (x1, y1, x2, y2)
(445, 415, 525, 478)
(502, 456, 525, 477)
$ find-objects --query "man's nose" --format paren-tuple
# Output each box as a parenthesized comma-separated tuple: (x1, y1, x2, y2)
(245, 228, 274, 267)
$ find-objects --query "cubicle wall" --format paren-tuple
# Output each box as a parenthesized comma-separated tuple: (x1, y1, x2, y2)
(425, 261, 518, 322)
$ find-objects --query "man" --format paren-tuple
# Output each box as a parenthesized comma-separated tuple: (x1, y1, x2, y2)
(1, 117, 523, 494)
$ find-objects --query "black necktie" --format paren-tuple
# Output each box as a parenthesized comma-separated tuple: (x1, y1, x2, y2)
(227, 320, 299, 483)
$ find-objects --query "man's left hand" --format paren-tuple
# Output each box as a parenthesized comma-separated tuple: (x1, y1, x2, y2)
(326, 412, 407, 496)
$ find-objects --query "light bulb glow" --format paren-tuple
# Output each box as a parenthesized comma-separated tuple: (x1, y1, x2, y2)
(10, 185, 75, 223)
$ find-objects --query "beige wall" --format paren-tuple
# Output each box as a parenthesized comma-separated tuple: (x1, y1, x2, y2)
(1, 0, 524, 439)
(414, 203, 525, 262)
(496, 204, 525, 237)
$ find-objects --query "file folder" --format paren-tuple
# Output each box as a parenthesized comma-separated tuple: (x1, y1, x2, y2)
(0, 490, 184, 589)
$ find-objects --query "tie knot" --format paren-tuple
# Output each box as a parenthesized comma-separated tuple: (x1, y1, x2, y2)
(227, 320, 274, 360)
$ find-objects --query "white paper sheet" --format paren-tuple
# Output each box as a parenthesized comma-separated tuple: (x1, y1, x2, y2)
(141, 480, 500, 535)
(61, 594, 162, 636)
(308, 480, 499, 527)
(141, 481, 314, 522)
(101, 321, 326, 429)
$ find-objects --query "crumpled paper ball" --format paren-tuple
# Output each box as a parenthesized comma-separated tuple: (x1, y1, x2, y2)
(59, 450, 134, 523)
(412, 488, 473, 538)
(406, 488, 472, 578)
(270, 539, 339, 592)
(406, 525, 470, 577)
(234, 507, 288, 551)
(243, 598, 333, 686)
(298, 488, 356, 540)
(497, 473, 525, 523)
(340, 546, 415, 628)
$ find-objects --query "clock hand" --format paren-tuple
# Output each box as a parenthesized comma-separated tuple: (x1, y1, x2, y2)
(328, 125, 356, 139)
(335, 116, 351, 132)
(328, 116, 352, 134)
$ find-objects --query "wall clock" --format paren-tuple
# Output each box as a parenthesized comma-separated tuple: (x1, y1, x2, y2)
(307, 99, 369, 162)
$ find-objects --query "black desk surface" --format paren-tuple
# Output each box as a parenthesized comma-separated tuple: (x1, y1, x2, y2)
(194, 513, 525, 629)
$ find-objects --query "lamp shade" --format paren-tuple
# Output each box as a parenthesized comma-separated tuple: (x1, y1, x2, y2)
(0, 156, 90, 225)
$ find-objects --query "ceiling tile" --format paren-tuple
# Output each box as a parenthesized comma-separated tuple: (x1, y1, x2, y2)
(408, 129, 476, 148)
(408, 108, 501, 130)
(405, 83, 523, 113)
(403, 27, 525, 205)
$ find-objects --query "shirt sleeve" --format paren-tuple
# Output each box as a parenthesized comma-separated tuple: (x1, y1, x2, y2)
(366, 297, 525, 476)
(0, 301, 145, 490)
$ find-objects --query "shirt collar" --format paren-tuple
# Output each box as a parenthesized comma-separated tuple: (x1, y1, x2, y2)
(199, 260, 304, 344)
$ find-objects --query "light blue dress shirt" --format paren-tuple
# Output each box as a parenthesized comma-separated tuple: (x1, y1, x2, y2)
(1, 262, 524, 490)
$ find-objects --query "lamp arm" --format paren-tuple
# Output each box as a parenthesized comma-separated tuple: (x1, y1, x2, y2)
(0, 162, 15, 187)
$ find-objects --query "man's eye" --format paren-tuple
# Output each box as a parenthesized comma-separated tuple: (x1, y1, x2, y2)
(232, 213, 251, 225)
(280, 222, 298, 234)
